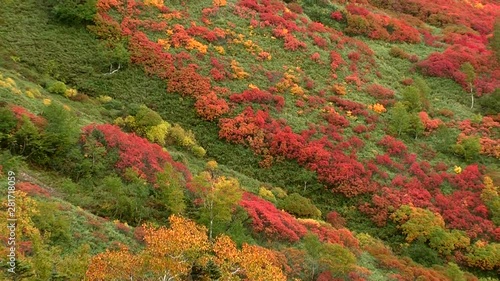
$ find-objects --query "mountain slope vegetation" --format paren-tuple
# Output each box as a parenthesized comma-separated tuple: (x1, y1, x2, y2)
(0, 0, 499, 280)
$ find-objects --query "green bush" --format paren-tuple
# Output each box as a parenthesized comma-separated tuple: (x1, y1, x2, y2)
(279, 193, 321, 218)
(47, 81, 67, 95)
(452, 136, 481, 162)
(0, 106, 17, 136)
(403, 239, 442, 267)
(477, 89, 500, 115)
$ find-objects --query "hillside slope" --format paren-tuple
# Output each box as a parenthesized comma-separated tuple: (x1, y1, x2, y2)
(0, 0, 499, 280)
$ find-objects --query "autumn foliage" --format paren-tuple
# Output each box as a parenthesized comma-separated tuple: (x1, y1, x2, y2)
(82, 124, 190, 182)
(240, 193, 307, 242)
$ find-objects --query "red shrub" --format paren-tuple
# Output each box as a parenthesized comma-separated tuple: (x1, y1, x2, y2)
(378, 135, 408, 156)
(269, 127, 305, 159)
(229, 88, 284, 110)
(218, 107, 266, 144)
(308, 22, 327, 33)
(17, 182, 50, 197)
(82, 124, 190, 183)
(418, 111, 443, 133)
(326, 211, 346, 228)
(331, 11, 343, 21)
(330, 51, 346, 72)
(311, 52, 321, 62)
(283, 34, 307, 51)
(312, 36, 328, 49)
(10, 105, 47, 128)
(240, 192, 307, 242)
(346, 4, 370, 16)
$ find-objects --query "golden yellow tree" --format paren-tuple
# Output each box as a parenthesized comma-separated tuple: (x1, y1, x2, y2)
(142, 215, 210, 279)
(213, 235, 287, 281)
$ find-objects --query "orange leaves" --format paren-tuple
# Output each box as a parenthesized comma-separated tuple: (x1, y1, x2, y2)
(87, 215, 209, 280)
(185, 38, 208, 54)
(213, 0, 227, 7)
(194, 91, 229, 121)
(87, 216, 288, 280)
(144, 0, 164, 9)
(144, 215, 209, 259)
(86, 245, 141, 280)
(332, 83, 347, 95)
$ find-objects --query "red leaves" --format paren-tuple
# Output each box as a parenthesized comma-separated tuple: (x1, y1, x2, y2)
(365, 84, 395, 106)
(9, 105, 47, 128)
(378, 135, 408, 156)
(129, 31, 174, 78)
(269, 127, 305, 159)
(229, 88, 285, 110)
(283, 34, 307, 51)
(240, 192, 307, 242)
(329, 51, 346, 72)
(17, 182, 50, 197)
(418, 44, 499, 94)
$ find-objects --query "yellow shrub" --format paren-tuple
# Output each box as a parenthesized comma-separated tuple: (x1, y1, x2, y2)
(97, 95, 113, 103)
(64, 88, 78, 98)
(259, 187, 276, 202)
(25, 88, 42, 98)
(191, 145, 206, 158)
(144, 0, 163, 8)
(145, 121, 170, 146)
(230, 60, 250, 80)
(214, 46, 225, 55)
(206, 160, 218, 171)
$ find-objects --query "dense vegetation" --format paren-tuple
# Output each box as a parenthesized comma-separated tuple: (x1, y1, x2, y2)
(0, 0, 499, 280)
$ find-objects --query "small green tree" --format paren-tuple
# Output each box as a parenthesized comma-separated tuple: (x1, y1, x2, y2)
(193, 171, 243, 240)
(388, 102, 411, 136)
(154, 163, 186, 215)
(402, 86, 423, 112)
